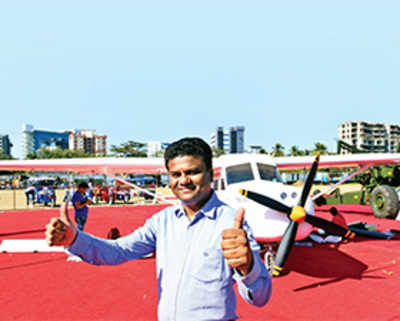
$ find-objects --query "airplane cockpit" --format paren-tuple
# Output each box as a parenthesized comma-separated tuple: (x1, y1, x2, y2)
(213, 154, 284, 192)
(225, 162, 283, 185)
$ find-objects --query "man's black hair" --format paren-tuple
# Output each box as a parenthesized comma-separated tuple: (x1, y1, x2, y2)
(78, 182, 89, 189)
(164, 137, 213, 171)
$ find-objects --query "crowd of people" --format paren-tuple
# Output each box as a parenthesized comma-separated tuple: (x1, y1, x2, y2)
(19, 179, 153, 208)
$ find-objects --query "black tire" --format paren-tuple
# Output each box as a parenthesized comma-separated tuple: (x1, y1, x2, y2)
(370, 185, 400, 219)
(313, 189, 327, 206)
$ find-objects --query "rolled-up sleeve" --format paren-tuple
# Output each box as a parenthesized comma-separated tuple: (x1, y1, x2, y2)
(233, 252, 272, 307)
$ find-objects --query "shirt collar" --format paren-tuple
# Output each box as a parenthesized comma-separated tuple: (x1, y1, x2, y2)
(174, 190, 218, 220)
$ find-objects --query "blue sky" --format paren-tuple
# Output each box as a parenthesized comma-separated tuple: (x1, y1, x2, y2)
(1, 1, 399, 159)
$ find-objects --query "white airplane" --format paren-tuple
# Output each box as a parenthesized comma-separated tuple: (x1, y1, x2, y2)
(1, 152, 400, 275)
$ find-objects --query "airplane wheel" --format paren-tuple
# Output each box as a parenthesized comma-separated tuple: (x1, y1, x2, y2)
(264, 251, 276, 274)
(313, 189, 326, 206)
(370, 185, 399, 219)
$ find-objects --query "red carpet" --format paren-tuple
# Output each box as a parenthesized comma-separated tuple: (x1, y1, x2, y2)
(1, 204, 399, 321)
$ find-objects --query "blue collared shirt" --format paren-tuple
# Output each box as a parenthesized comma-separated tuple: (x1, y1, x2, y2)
(69, 191, 272, 321)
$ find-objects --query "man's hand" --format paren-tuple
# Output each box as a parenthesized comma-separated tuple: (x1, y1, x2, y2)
(221, 208, 253, 275)
(45, 202, 77, 247)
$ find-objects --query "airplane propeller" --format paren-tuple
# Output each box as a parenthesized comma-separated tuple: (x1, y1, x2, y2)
(239, 155, 355, 277)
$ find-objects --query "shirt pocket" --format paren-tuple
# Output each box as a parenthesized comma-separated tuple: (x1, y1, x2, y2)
(191, 247, 227, 290)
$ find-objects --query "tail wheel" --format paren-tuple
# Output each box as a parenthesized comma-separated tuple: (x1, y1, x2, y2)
(370, 185, 399, 219)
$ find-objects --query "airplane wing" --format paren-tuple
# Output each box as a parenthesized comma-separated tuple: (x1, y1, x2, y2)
(0, 157, 166, 175)
(274, 153, 400, 170)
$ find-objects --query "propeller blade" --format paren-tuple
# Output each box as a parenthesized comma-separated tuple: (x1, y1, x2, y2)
(272, 220, 298, 276)
(299, 155, 320, 206)
(239, 189, 291, 215)
(305, 215, 355, 239)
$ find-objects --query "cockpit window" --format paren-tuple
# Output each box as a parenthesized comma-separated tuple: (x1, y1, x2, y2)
(226, 163, 254, 185)
(257, 163, 283, 183)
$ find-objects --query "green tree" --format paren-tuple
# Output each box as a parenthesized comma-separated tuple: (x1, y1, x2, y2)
(303, 149, 312, 156)
(154, 150, 165, 158)
(33, 147, 95, 159)
(211, 146, 225, 158)
(110, 140, 147, 157)
(289, 145, 302, 156)
(313, 142, 328, 155)
(259, 148, 268, 154)
(271, 143, 285, 157)
(397, 142, 400, 153)
(26, 153, 37, 160)
(0, 154, 13, 160)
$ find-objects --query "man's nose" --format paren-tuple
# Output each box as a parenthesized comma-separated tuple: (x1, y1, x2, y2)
(179, 174, 191, 184)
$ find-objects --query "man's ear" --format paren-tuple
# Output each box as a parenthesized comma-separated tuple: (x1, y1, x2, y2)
(208, 169, 214, 183)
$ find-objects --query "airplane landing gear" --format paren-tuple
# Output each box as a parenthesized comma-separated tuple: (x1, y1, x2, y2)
(260, 243, 277, 274)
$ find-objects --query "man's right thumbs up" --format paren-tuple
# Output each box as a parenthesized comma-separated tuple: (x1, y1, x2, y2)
(45, 202, 77, 247)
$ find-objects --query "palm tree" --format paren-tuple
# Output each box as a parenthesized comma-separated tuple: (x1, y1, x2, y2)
(211, 147, 225, 158)
(289, 145, 302, 156)
(271, 143, 285, 157)
(313, 142, 328, 155)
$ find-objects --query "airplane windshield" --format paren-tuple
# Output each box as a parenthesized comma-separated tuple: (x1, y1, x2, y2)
(257, 163, 283, 183)
(226, 163, 254, 185)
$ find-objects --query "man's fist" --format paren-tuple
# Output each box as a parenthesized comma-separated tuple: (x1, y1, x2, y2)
(45, 202, 77, 247)
(221, 208, 253, 275)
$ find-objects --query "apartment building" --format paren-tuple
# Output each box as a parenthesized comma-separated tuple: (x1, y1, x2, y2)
(69, 129, 107, 156)
(338, 121, 400, 154)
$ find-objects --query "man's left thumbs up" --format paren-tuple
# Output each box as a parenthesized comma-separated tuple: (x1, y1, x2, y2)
(221, 208, 253, 275)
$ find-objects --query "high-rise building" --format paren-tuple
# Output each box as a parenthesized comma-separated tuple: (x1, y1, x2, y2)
(0, 134, 13, 156)
(338, 121, 400, 154)
(22, 124, 71, 159)
(210, 126, 245, 154)
(69, 129, 107, 156)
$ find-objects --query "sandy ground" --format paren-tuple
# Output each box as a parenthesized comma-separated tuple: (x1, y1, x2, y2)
(312, 183, 363, 194)
(0, 184, 362, 211)
(0, 188, 175, 211)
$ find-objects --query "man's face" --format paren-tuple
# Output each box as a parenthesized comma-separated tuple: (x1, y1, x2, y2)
(168, 155, 212, 206)
(78, 187, 88, 194)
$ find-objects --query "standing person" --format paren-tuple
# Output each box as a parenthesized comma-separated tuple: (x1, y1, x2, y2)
(71, 182, 92, 231)
(45, 137, 272, 321)
(24, 183, 36, 207)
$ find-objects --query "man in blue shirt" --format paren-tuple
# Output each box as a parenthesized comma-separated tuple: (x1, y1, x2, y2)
(45, 137, 272, 321)
(71, 182, 92, 231)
